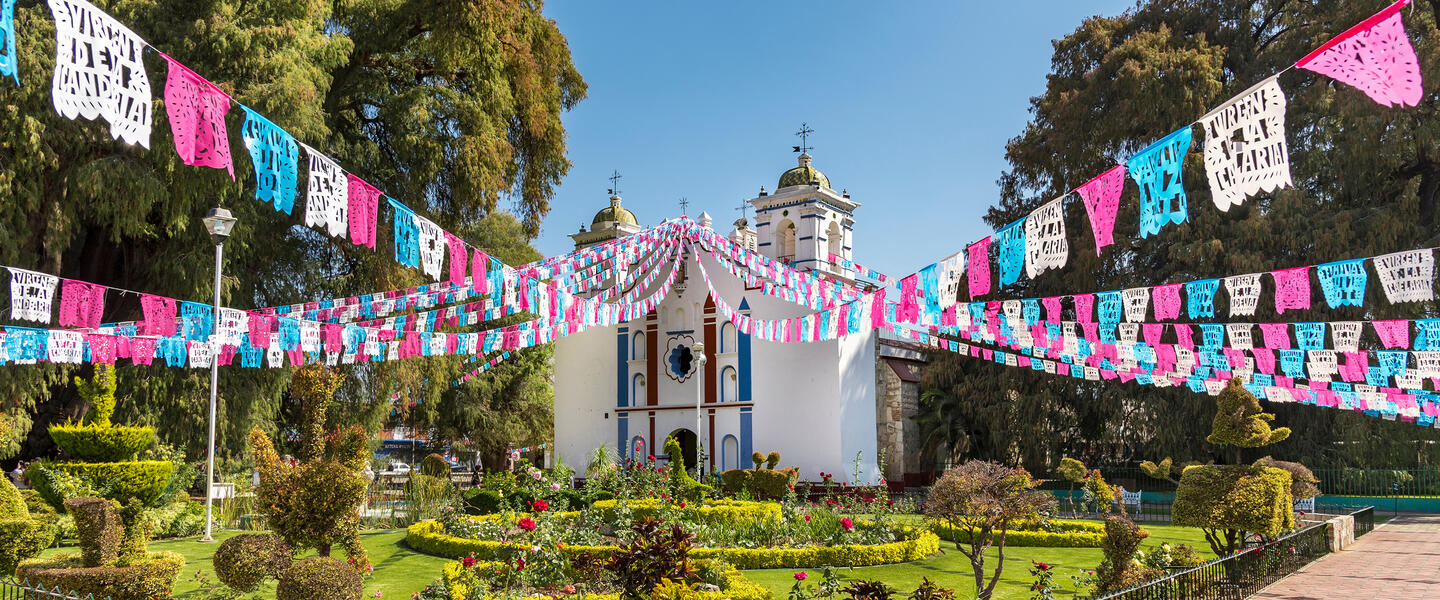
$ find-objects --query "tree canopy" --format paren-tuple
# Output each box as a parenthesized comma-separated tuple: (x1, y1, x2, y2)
(0, 0, 584, 464)
(920, 0, 1440, 472)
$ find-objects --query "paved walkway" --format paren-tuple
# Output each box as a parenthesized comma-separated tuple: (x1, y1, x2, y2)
(1251, 515, 1440, 600)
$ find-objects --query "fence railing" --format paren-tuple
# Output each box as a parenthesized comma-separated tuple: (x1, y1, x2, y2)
(1, 578, 108, 600)
(1045, 466, 1440, 498)
(1084, 506, 1373, 600)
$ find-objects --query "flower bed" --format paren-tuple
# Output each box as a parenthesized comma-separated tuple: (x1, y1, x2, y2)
(406, 518, 939, 569)
(589, 498, 781, 526)
(930, 518, 1116, 548)
(438, 558, 770, 600)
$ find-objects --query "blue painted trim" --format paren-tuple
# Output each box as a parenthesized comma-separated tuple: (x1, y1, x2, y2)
(738, 315, 752, 404)
(617, 413, 629, 457)
(842, 246, 852, 250)
(721, 434, 739, 471)
(756, 221, 770, 228)
(755, 200, 853, 217)
(816, 237, 827, 242)
(800, 214, 823, 220)
(617, 327, 629, 408)
(799, 235, 814, 241)
(666, 329, 695, 335)
(740, 407, 753, 465)
(757, 242, 772, 247)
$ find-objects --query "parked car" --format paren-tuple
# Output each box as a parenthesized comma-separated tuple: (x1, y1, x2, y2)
(382, 461, 411, 475)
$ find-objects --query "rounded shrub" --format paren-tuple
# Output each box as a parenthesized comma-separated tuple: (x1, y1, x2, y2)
(214, 533, 293, 592)
(276, 556, 362, 600)
(65, 497, 122, 568)
(419, 453, 450, 479)
(48, 425, 156, 462)
(1, 478, 46, 576)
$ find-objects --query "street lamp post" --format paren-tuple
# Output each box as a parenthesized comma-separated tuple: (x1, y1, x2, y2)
(691, 342, 707, 478)
(200, 207, 237, 543)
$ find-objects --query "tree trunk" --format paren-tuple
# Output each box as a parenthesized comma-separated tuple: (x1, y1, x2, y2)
(317, 543, 331, 557)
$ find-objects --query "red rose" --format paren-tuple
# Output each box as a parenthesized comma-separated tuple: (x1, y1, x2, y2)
(531, 499, 549, 512)
(1034, 561, 1051, 571)
(647, 455, 655, 461)
(518, 517, 538, 531)
(793, 572, 808, 581)
(678, 501, 686, 508)
(803, 515, 811, 522)
(462, 557, 477, 568)
(840, 517, 854, 531)
(516, 557, 525, 571)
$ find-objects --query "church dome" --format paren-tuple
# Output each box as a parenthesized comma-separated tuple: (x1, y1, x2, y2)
(592, 195, 638, 227)
(778, 153, 830, 189)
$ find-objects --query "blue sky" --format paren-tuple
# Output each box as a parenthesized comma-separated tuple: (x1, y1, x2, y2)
(533, 1, 1137, 277)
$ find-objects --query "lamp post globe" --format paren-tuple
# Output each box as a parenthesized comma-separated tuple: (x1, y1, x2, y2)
(199, 205, 237, 542)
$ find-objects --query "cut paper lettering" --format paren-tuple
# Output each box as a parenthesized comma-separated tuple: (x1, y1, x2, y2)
(48, 0, 152, 147)
(1331, 321, 1362, 353)
(1199, 76, 1292, 211)
(966, 237, 991, 298)
(1295, 0, 1422, 108)
(240, 107, 299, 213)
(1227, 323, 1254, 350)
(995, 219, 1026, 286)
(302, 144, 348, 238)
(1374, 249, 1434, 303)
(1076, 165, 1124, 255)
(8, 268, 59, 324)
(1316, 259, 1368, 308)
(1186, 279, 1220, 319)
(58, 280, 105, 329)
(1128, 126, 1193, 238)
(390, 200, 420, 268)
(1024, 198, 1067, 278)
(1224, 273, 1263, 317)
(416, 214, 445, 281)
(1097, 291, 1123, 324)
(1122, 287, 1150, 322)
(47, 330, 83, 364)
(347, 175, 381, 249)
(1272, 266, 1311, 314)
(162, 56, 233, 177)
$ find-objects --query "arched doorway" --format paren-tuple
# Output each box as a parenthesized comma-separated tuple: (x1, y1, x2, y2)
(666, 428, 698, 473)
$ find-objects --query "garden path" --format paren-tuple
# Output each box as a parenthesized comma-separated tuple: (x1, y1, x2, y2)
(1251, 515, 1440, 600)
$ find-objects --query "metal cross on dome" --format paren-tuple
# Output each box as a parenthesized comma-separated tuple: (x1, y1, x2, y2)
(678, 197, 690, 216)
(793, 122, 814, 154)
(607, 170, 622, 196)
(735, 200, 751, 221)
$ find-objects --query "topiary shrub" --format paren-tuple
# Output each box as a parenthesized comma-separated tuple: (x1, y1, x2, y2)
(765, 451, 781, 470)
(719, 468, 794, 499)
(28, 460, 174, 508)
(15, 551, 185, 600)
(214, 533, 293, 592)
(1253, 456, 1321, 500)
(751, 452, 765, 469)
(664, 436, 713, 501)
(461, 488, 505, 515)
(65, 497, 122, 568)
(1173, 464, 1293, 556)
(1095, 515, 1153, 593)
(1207, 378, 1291, 464)
(0, 478, 46, 576)
(48, 425, 156, 462)
(18, 488, 59, 550)
(419, 453, 451, 479)
(276, 556, 363, 600)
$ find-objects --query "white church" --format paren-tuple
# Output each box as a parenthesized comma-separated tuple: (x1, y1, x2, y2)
(552, 152, 928, 485)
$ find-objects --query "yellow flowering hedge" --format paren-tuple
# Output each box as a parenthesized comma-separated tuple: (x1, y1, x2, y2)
(439, 559, 771, 600)
(930, 521, 1108, 548)
(588, 499, 781, 526)
(406, 520, 939, 569)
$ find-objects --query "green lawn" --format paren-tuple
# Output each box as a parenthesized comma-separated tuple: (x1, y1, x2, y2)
(740, 521, 1215, 600)
(33, 520, 1217, 599)
(40, 529, 449, 599)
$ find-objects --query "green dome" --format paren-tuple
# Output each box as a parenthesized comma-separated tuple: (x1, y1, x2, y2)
(778, 154, 830, 189)
(593, 195, 638, 227)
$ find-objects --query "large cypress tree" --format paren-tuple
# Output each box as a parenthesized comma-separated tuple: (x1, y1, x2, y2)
(920, 0, 1440, 472)
(0, 0, 584, 462)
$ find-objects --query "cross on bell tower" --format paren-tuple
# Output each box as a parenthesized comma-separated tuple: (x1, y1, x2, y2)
(607, 170, 622, 196)
(735, 200, 751, 222)
(792, 122, 815, 154)
(678, 197, 690, 216)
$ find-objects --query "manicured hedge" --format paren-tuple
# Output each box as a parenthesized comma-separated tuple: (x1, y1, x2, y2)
(406, 519, 939, 569)
(276, 556, 362, 600)
(589, 498, 781, 526)
(15, 551, 184, 600)
(28, 460, 174, 508)
(440, 558, 770, 600)
(930, 521, 1109, 547)
(719, 468, 795, 499)
(1173, 464, 1294, 536)
(48, 425, 155, 462)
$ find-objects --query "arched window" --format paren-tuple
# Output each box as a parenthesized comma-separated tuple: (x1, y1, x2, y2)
(632, 332, 646, 360)
(720, 366, 737, 403)
(720, 322, 737, 353)
(630, 436, 646, 461)
(777, 219, 796, 262)
(630, 374, 645, 408)
(826, 221, 843, 262)
(721, 435, 739, 472)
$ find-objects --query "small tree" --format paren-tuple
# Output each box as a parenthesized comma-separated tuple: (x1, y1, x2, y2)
(1083, 469, 1115, 516)
(1094, 515, 1150, 593)
(1055, 457, 1086, 514)
(1206, 378, 1290, 465)
(1253, 456, 1320, 501)
(922, 460, 1055, 600)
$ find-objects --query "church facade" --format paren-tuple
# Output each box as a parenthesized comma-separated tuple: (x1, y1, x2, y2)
(552, 154, 922, 484)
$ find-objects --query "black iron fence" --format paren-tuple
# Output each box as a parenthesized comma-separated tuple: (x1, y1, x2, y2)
(1, 578, 109, 600)
(1083, 507, 1374, 600)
